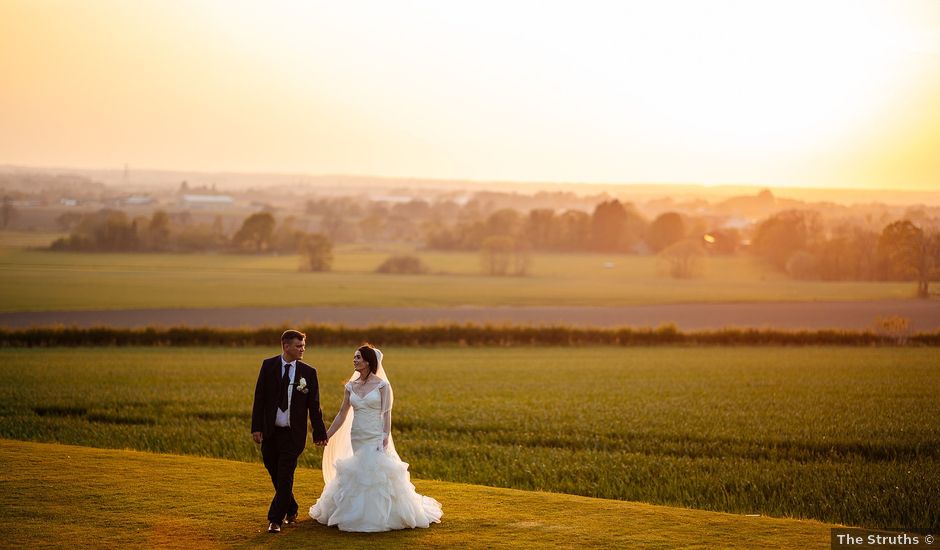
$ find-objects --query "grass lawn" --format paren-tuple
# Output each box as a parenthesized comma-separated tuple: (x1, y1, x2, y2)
(0, 439, 838, 549)
(0, 247, 917, 311)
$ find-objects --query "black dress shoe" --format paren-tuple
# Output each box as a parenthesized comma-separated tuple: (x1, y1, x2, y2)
(285, 514, 298, 525)
(268, 522, 281, 533)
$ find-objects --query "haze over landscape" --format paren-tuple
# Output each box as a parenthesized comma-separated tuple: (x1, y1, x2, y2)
(2, 0, 940, 190)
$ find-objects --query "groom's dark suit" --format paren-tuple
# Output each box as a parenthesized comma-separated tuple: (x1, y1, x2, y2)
(251, 355, 328, 524)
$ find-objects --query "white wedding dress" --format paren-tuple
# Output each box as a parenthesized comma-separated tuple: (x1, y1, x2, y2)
(309, 376, 442, 532)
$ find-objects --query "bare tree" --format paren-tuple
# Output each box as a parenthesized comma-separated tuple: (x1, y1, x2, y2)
(658, 238, 705, 279)
(480, 235, 513, 276)
(299, 233, 333, 272)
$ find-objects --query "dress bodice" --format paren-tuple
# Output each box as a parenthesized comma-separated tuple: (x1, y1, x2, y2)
(347, 381, 386, 450)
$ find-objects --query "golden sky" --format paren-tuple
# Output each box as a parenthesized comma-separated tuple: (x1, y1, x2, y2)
(1, 0, 939, 189)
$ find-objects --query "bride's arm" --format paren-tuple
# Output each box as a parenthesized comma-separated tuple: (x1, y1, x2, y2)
(326, 389, 351, 439)
(380, 383, 392, 449)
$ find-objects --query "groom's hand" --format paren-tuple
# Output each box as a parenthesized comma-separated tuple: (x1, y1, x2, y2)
(252, 431, 263, 444)
(314, 437, 329, 447)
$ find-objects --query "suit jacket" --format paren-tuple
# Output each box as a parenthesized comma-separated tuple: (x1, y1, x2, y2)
(251, 355, 328, 452)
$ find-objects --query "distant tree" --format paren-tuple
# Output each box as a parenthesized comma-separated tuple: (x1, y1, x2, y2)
(814, 227, 879, 281)
(658, 238, 705, 279)
(510, 238, 532, 276)
(484, 209, 523, 238)
(147, 210, 171, 251)
(424, 224, 461, 250)
(590, 200, 627, 251)
(376, 255, 429, 274)
(479, 235, 529, 276)
(233, 212, 276, 253)
(647, 212, 686, 253)
(480, 235, 514, 276)
(0, 196, 15, 229)
(175, 223, 228, 252)
(391, 199, 431, 220)
(557, 210, 591, 251)
(752, 210, 822, 271)
(299, 233, 333, 272)
(381, 215, 415, 242)
(522, 208, 558, 250)
(56, 212, 83, 232)
(272, 217, 305, 254)
(878, 220, 940, 298)
(359, 215, 386, 243)
(618, 204, 648, 252)
(97, 210, 139, 251)
(320, 212, 360, 243)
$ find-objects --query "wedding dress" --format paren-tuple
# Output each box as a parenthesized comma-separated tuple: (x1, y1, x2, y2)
(309, 351, 442, 532)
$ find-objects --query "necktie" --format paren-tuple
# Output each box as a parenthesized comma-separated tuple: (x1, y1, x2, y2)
(278, 364, 291, 412)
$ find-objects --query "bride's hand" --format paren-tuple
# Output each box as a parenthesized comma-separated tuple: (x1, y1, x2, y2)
(382, 435, 389, 450)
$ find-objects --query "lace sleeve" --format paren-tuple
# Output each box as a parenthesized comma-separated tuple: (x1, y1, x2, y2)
(379, 382, 392, 436)
(326, 387, 351, 438)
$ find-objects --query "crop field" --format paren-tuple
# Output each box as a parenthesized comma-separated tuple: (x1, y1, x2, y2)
(1, 346, 936, 529)
(0, 247, 917, 311)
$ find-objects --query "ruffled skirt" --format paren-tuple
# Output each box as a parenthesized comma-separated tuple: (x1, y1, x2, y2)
(310, 447, 442, 532)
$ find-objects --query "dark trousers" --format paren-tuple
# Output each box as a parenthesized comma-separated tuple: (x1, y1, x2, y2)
(261, 427, 300, 524)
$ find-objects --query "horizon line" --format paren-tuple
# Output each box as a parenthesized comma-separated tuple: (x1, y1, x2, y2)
(2, 162, 939, 195)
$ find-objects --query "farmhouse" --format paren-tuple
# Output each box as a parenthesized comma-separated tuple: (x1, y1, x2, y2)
(180, 194, 235, 209)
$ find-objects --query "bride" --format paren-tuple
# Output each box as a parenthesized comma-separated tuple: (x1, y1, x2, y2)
(309, 344, 442, 532)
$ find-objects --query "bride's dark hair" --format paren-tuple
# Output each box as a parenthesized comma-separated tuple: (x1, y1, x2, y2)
(358, 344, 378, 375)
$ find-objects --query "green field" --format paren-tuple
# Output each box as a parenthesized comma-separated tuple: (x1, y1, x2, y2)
(1, 346, 936, 529)
(0, 440, 837, 549)
(0, 247, 917, 311)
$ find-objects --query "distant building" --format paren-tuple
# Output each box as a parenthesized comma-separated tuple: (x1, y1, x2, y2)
(371, 194, 415, 204)
(124, 195, 154, 206)
(181, 194, 234, 208)
(60, 198, 80, 207)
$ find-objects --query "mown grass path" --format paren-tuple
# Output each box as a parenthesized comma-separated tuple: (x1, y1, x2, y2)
(0, 439, 836, 549)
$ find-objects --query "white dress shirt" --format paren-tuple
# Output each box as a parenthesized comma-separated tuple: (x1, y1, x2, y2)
(274, 358, 295, 428)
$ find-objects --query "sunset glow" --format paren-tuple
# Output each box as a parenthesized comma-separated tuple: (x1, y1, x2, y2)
(1, 0, 939, 188)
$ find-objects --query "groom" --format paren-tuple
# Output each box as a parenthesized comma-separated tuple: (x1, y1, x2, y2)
(251, 329, 329, 533)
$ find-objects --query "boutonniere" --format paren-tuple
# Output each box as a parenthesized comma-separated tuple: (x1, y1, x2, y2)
(294, 378, 309, 394)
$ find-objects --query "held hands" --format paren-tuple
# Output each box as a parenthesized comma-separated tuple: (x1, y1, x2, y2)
(314, 436, 329, 447)
(253, 432, 329, 447)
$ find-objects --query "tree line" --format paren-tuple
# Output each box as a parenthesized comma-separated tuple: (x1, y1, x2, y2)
(751, 210, 939, 297)
(47, 201, 939, 294)
(50, 210, 333, 271)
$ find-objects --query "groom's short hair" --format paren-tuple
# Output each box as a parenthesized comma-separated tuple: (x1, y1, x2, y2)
(281, 329, 306, 344)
